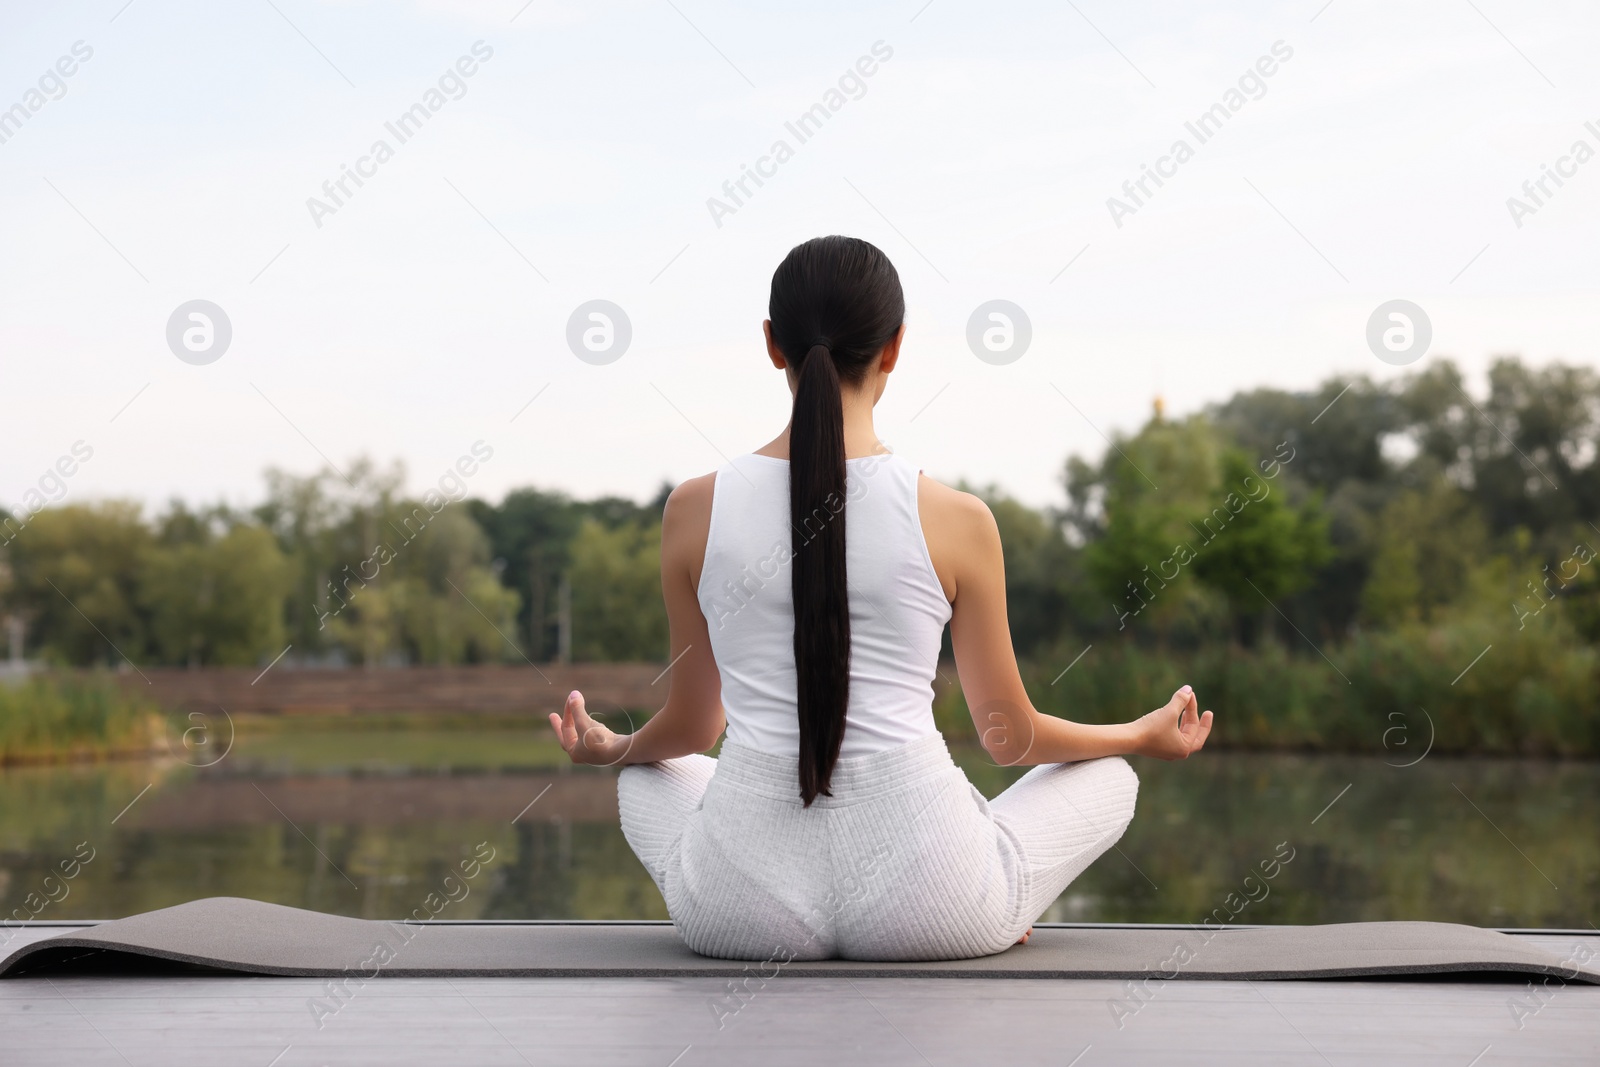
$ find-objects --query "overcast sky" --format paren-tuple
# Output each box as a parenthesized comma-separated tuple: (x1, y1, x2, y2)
(4, 0, 1598, 516)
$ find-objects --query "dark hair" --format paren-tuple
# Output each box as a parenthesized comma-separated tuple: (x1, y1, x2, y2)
(768, 236, 905, 805)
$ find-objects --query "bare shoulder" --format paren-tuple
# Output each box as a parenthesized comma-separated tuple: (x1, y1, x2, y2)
(662, 473, 717, 580)
(916, 473, 1000, 600)
(916, 473, 998, 538)
(665, 472, 717, 524)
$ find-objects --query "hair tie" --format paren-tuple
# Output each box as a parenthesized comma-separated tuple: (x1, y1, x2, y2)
(809, 338, 832, 356)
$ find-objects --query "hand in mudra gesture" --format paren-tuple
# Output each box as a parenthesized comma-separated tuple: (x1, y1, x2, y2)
(1133, 685, 1214, 761)
(548, 690, 629, 766)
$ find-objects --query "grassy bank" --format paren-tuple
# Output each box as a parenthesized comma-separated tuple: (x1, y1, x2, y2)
(0, 674, 167, 765)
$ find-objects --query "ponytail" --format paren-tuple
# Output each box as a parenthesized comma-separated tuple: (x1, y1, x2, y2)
(790, 342, 849, 805)
(768, 236, 905, 805)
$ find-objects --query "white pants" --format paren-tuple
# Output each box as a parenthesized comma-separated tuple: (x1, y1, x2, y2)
(618, 733, 1139, 961)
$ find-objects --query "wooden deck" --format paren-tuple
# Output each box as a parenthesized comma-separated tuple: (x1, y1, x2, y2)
(2, 928, 1595, 1065)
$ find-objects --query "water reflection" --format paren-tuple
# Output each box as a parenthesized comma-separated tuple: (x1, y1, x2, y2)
(0, 726, 1594, 928)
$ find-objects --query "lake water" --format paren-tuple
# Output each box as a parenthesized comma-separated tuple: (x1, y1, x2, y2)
(2, 720, 1595, 929)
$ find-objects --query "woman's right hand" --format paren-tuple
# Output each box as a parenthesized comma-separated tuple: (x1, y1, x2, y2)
(548, 690, 630, 766)
(1133, 685, 1214, 761)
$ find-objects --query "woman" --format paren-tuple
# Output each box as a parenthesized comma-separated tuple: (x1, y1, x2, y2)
(549, 235, 1214, 962)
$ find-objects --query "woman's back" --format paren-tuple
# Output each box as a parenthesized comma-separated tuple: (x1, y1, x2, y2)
(698, 451, 951, 758)
(550, 234, 1211, 962)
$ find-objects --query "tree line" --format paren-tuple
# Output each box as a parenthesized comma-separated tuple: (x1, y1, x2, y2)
(3, 356, 1598, 680)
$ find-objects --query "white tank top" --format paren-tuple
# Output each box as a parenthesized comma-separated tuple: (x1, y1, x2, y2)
(697, 451, 953, 757)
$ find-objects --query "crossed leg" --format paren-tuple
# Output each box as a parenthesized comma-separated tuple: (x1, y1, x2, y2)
(987, 755, 1141, 940)
(616, 754, 718, 893)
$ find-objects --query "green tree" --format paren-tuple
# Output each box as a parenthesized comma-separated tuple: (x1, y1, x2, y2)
(254, 458, 407, 659)
(1359, 478, 1488, 627)
(1400, 357, 1600, 544)
(1211, 376, 1400, 492)
(140, 523, 292, 666)
(6, 503, 152, 666)
(1190, 451, 1331, 642)
(468, 485, 671, 662)
(330, 506, 520, 666)
(1073, 414, 1225, 637)
(468, 489, 585, 662)
(567, 518, 667, 661)
(968, 488, 1082, 657)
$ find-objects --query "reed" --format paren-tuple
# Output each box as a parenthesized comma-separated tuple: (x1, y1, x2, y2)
(0, 673, 167, 765)
(934, 623, 1600, 758)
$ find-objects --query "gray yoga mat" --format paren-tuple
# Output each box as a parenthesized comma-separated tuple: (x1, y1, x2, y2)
(4, 897, 1597, 982)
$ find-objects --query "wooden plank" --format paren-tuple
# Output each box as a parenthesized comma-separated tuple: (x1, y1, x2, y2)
(1, 971, 1595, 1065)
(5, 928, 1595, 1063)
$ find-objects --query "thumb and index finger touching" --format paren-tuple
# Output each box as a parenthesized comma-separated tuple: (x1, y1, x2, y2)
(547, 690, 593, 754)
(1167, 683, 1215, 755)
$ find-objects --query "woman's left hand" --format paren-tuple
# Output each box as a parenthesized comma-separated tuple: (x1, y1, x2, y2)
(1133, 685, 1214, 761)
(548, 690, 629, 766)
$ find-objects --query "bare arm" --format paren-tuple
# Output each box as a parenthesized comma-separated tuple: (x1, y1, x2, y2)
(919, 475, 1213, 766)
(549, 474, 725, 766)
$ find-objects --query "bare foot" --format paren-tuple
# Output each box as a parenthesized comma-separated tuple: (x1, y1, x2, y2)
(1016, 928, 1032, 946)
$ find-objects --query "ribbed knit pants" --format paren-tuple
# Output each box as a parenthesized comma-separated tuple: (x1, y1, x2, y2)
(617, 733, 1139, 961)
